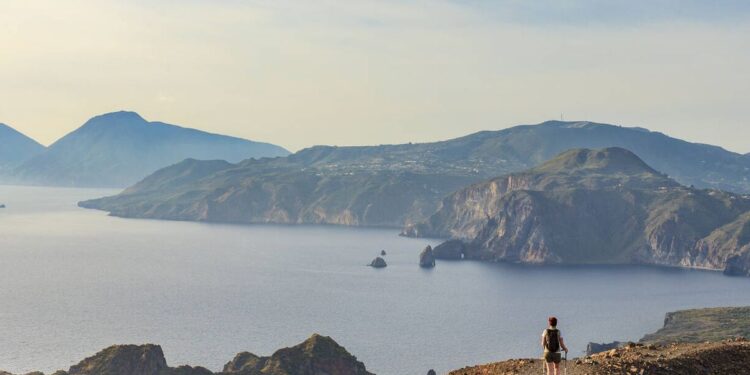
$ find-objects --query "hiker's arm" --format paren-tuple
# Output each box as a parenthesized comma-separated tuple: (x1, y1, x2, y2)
(560, 337, 568, 352)
(540, 332, 545, 348)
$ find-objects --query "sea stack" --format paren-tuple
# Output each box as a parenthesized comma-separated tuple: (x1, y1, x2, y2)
(370, 257, 387, 268)
(419, 245, 436, 268)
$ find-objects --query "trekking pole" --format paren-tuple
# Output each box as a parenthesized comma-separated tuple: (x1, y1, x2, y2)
(564, 351, 567, 375)
(541, 355, 545, 375)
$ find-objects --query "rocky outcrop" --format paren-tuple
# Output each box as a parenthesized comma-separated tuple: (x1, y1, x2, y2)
(585, 341, 623, 355)
(406, 148, 750, 274)
(0, 335, 372, 375)
(450, 339, 750, 375)
(245, 334, 373, 375)
(370, 257, 387, 268)
(67, 344, 168, 375)
(432, 240, 465, 260)
(222, 352, 264, 373)
(419, 246, 436, 268)
(724, 254, 750, 276)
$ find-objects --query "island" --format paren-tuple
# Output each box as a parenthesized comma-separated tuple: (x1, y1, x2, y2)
(404, 148, 750, 276)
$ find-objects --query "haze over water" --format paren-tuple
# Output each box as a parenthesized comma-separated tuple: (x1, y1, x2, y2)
(1, 185, 750, 374)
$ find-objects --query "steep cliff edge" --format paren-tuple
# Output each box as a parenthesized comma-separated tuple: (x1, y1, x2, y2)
(405, 148, 750, 275)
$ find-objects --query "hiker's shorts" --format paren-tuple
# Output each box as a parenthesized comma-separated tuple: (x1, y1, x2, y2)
(544, 351, 561, 364)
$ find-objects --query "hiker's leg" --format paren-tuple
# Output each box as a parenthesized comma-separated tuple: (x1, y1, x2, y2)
(553, 362, 560, 375)
(545, 361, 553, 374)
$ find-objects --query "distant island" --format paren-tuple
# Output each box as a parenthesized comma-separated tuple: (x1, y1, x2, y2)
(80, 120, 750, 228)
(81, 142, 750, 276)
(405, 148, 750, 276)
(1, 111, 289, 187)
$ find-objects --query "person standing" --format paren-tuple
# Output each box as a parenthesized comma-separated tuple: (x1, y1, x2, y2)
(541, 316, 568, 375)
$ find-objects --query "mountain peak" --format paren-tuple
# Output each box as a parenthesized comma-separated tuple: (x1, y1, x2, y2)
(88, 110, 146, 123)
(533, 147, 658, 175)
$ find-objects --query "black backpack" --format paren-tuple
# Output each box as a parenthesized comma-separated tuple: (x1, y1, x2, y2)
(545, 328, 560, 352)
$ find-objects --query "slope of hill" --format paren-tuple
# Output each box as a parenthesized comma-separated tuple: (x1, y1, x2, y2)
(456, 306, 750, 375)
(450, 339, 750, 375)
(81, 120, 750, 228)
(80, 157, 476, 226)
(0, 123, 45, 175)
(12, 111, 289, 187)
(286, 120, 750, 193)
(404, 148, 750, 274)
(641, 307, 750, 345)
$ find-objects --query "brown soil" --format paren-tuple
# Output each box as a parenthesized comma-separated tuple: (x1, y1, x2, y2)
(449, 338, 750, 375)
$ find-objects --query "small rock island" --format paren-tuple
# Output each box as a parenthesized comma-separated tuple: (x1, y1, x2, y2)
(370, 256, 387, 268)
(419, 245, 436, 268)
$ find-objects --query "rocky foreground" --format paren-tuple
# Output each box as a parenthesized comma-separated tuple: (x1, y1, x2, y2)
(450, 339, 750, 375)
(0, 334, 372, 375)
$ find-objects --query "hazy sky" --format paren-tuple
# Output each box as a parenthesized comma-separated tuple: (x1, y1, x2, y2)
(1, 1, 749, 153)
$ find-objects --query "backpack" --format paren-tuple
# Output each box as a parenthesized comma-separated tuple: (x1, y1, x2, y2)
(545, 328, 560, 352)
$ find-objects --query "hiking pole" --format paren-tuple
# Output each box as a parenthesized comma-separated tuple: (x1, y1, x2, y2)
(564, 351, 567, 375)
(541, 354, 548, 375)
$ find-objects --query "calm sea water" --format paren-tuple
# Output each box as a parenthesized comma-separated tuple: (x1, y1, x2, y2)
(1, 185, 750, 374)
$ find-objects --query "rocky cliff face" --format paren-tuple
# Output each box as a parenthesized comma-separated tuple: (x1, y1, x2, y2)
(1, 335, 372, 375)
(405, 148, 750, 274)
(247, 334, 372, 375)
(66, 344, 169, 375)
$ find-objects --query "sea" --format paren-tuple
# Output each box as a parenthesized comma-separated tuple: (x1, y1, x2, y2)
(1, 185, 749, 374)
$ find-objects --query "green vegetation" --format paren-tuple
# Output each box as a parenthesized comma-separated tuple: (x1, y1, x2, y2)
(641, 307, 750, 344)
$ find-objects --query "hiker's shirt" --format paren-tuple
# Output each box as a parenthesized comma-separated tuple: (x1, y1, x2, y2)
(541, 327, 562, 353)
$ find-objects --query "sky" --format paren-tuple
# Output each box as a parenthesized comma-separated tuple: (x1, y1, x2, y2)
(1, 0, 749, 153)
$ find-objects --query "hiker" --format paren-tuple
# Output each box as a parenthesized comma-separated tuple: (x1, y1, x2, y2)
(541, 316, 568, 375)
